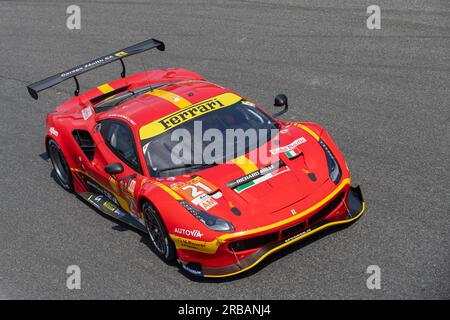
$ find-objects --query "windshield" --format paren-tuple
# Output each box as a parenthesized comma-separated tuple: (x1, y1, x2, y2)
(141, 101, 279, 177)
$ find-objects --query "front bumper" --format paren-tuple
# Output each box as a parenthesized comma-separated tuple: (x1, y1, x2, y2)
(178, 185, 365, 278)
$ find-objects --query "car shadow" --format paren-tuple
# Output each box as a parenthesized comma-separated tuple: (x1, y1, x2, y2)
(73, 192, 179, 269)
(39, 151, 50, 162)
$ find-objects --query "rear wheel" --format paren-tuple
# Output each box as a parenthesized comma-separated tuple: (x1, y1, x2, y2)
(142, 201, 177, 262)
(48, 139, 73, 192)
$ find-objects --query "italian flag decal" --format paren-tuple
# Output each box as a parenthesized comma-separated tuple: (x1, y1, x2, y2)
(285, 150, 298, 158)
(284, 146, 302, 159)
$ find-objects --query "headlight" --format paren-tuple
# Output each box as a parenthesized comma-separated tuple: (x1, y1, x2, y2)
(319, 139, 341, 184)
(179, 200, 234, 232)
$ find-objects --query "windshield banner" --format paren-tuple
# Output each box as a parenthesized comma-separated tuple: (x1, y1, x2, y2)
(139, 92, 241, 140)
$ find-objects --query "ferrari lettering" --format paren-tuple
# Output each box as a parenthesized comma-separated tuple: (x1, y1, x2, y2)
(159, 98, 224, 129)
(139, 93, 242, 140)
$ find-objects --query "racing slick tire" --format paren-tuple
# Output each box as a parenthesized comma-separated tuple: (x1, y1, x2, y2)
(47, 139, 74, 192)
(142, 201, 177, 262)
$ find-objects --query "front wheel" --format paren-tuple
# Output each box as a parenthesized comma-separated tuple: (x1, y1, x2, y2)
(47, 139, 74, 192)
(142, 201, 177, 262)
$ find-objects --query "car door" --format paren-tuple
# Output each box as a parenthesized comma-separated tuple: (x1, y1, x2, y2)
(85, 119, 145, 222)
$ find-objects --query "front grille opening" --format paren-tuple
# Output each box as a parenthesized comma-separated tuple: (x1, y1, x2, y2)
(281, 221, 306, 239)
(308, 193, 343, 226)
(229, 232, 278, 252)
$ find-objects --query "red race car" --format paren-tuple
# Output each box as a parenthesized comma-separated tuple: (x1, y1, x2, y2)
(28, 38, 365, 278)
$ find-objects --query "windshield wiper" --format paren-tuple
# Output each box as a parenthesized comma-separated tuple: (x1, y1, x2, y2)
(157, 163, 217, 173)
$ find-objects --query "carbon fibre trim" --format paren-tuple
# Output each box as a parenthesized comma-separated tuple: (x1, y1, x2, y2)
(79, 192, 146, 232)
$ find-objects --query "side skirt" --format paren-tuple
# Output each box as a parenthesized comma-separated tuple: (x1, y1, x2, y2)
(78, 192, 146, 233)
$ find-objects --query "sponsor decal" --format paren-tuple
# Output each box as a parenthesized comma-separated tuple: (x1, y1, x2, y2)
(181, 264, 203, 276)
(211, 191, 223, 199)
(174, 228, 204, 238)
(108, 176, 119, 193)
(172, 176, 219, 211)
(87, 194, 100, 208)
(127, 179, 136, 195)
(81, 106, 93, 120)
(197, 197, 218, 211)
(86, 179, 118, 205)
(270, 137, 307, 155)
(284, 228, 312, 243)
(103, 201, 118, 212)
(49, 127, 59, 136)
(234, 165, 290, 193)
(285, 146, 302, 159)
(177, 238, 207, 250)
(139, 92, 242, 140)
(226, 160, 285, 190)
(61, 55, 115, 78)
(114, 51, 128, 58)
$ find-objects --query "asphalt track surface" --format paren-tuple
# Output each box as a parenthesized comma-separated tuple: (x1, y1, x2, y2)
(0, 0, 449, 299)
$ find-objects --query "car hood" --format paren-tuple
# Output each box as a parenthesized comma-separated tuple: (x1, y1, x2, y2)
(156, 124, 331, 229)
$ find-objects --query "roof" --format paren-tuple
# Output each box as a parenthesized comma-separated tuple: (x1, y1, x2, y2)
(97, 80, 235, 129)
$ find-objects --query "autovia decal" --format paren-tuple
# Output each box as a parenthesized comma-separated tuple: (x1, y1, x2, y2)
(174, 228, 204, 238)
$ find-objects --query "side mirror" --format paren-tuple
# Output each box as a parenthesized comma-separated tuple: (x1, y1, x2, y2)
(105, 162, 124, 175)
(272, 94, 288, 118)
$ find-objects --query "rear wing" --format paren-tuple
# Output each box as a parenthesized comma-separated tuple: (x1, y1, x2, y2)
(27, 38, 165, 100)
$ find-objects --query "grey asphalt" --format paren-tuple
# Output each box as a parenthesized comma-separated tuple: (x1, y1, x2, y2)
(0, 0, 449, 299)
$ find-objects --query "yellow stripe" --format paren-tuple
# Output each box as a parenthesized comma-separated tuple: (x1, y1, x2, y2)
(204, 201, 365, 278)
(97, 84, 115, 94)
(231, 156, 258, 174)
(298, 124, 320, 141)
(146, 89, 191, 109)
(151, 181, 183, 200)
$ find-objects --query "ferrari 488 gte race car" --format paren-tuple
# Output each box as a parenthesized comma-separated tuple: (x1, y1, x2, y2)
(27, 38, 365, 278)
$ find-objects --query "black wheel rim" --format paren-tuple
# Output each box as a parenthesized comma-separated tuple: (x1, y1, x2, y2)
(49, 143, 69, 186)
(144, 205, 167, 256)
